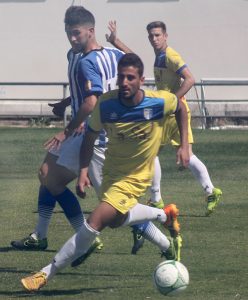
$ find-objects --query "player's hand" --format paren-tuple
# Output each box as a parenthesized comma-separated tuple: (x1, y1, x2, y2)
(76, 169, 91, 198)
(76, 185, 86, 199)
(44, 131, 66, 151)
(105, 20, 117, 44)
(176, 146, 189, 169)
(48, 97, 71, 118)
(48, 102, 66, 118)
(73, 123, 85, 136)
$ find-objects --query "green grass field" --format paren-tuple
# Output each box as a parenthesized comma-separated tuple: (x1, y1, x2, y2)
(0, 127, 247, 300)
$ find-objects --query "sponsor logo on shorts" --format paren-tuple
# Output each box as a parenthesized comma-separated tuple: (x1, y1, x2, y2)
(119, 199, 127, 206)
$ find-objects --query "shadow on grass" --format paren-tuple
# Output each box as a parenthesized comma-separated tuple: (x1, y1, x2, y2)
(0, 246, 56, 253)
(0, 267, 135, 279)
(0, 284, 135, 297)
(180, 213, 208, 218)
(33, 210, 92, 215)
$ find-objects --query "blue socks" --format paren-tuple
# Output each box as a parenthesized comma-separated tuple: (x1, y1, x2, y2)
(55, 188, 84, 232)
(35, 186, 84, 238)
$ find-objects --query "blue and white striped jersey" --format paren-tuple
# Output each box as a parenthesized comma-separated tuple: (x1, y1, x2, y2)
(67, 47, 124, 119)
(67, 47, 124, 147)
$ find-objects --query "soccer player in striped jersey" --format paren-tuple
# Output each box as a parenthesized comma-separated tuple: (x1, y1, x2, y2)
(20, 53, 189, 292)
(11, 7, 181, 269)
(10, 6, 124, 258)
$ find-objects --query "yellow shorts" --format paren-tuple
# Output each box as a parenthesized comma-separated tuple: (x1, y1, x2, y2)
(162, 98, 194, 146)
(100, 175, 151, 214)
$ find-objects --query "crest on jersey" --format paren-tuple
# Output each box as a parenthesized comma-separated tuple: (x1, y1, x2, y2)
(110, 112, 118, 120)
(144, 108, 153, 120)
(85, 80, 92, 91)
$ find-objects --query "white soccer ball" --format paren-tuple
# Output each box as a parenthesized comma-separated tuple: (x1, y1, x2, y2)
(153, 260, 189, 296)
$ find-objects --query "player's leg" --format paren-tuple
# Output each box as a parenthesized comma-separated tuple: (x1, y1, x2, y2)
(21, 189, 182, 292)
(21, 201, 121, 291)
(87, 146, 105, 197)
(147, 115, 177, 209)
(187, 145, 222, 215)
(171, 103, 222, 215)
(129, 204, 181, 260)
(123, 203, 180, 236)
(71, 146, 105, 267)
(131, 221, 179, 260)
(48, 140, 104, 257)
(132, 155, 165, 254)
(125, 202, 181, 259)
(10, 152, 80, 250)
(10, 153, 58, 250)
(148, 156, 164, 208)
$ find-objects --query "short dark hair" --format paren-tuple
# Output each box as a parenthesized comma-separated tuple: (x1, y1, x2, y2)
(118, 53, 144, 77)
(146, 21, 166, 33)
(64, 6, 95, 27)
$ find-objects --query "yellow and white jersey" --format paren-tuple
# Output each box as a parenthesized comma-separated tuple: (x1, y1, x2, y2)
(154, 46, 186, 93)
(88, 89, 178, 183)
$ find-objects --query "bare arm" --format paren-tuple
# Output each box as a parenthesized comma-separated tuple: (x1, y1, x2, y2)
(176, 67, 195, 99)
(106, 20, 133, 53)
(44, 95, 98, 151)
(174, 100, 190, 167)
(64, 94, 98, 136)
(76, 130, 99, 195)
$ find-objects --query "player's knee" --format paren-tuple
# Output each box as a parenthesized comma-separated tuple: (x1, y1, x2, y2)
(87, 219, 103, 232)
(188, 145, 193, 156)
(109, 223, 119, 229)
(38, 164, 48, 185)
(109, 213, 127, 228)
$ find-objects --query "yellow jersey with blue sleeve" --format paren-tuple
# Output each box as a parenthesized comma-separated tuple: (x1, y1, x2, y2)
(154, 46, 186, 93)
(154, 46, 193, 146)
(87, 89, 178, 214)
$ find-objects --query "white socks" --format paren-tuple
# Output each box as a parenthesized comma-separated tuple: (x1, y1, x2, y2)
(123, 203, 167, 226)
(34, 215, 52, 240)
(150, 156, 162, 202)
(42, 221, 99, 280)
(150, 154, 215, 199)
(188, 154, 214, 194)
(142, 222, 170, 251)
(41, 203, 170, 281)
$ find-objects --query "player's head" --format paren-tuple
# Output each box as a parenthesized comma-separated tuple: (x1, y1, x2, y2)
(146, 21, 168, 53)
(117, 53, 145, 101)
(64, 6, 96, 53)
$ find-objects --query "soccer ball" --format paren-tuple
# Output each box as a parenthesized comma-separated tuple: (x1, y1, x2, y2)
(153, 260, 189, 296)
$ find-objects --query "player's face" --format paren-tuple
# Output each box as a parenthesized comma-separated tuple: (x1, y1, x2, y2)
(148, 27, 168, 52)
(117, 66, 145, 103)
(65, 24, 93, 53)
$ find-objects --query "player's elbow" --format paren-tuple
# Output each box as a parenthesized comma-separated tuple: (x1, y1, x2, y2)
(189, 76, 195, 87)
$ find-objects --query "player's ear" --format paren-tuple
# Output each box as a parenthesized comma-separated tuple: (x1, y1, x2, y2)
(88, 27, 95, 35)
(140, 76, 145, 85)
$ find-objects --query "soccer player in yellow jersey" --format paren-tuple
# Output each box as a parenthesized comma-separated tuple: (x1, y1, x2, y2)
(106, 20, 222, 215)
(21, 53, 189, 292)
(105, 20, 222, 255)
(146, 21, 222, 214)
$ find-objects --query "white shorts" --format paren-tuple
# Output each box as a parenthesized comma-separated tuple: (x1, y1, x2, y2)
(49, 134, 105, 197)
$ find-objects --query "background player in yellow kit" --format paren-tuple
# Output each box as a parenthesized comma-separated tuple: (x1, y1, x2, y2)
(146, 21, 222, 214)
